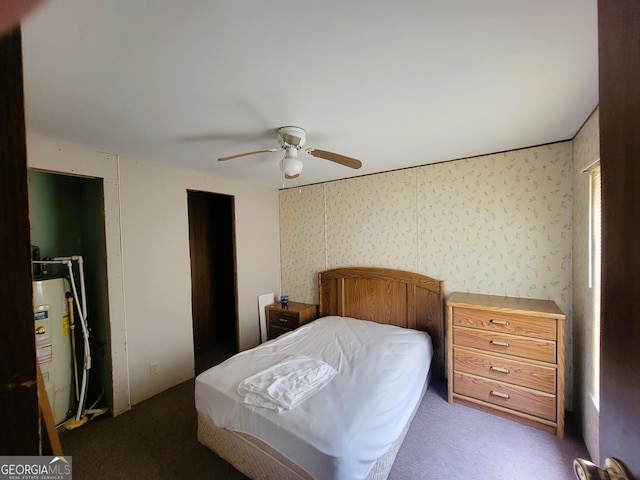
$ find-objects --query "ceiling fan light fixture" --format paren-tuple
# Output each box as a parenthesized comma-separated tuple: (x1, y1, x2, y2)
(280, 156, 303, 177)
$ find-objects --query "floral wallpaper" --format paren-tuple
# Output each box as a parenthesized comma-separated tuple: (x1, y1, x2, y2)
(572, 108, 600, 462)
(418, 146, 572, 304)
(280, 141, 574, 407)
(325, 170, 418, 271)
(280, 184, 326, 302)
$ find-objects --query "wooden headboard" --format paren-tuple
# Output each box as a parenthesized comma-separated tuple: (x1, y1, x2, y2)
(318, 267, 445, 378)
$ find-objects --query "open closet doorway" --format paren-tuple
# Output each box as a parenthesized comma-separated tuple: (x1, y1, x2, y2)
(187, 191, 239, 375)
(28, 170, 112, 418)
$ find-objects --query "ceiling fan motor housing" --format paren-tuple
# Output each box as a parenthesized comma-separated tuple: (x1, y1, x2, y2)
(277, 126, 306, 149)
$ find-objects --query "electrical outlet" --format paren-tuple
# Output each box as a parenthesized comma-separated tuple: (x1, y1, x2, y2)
(149, 362, 158, 376)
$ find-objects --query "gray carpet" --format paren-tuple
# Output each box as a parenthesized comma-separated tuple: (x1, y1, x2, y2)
(389, 381, 588, 479)
(60, 374, 589, 479)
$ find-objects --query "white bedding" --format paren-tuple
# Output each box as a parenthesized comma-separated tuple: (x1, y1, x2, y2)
(195, 315, 433, 480)
(237, 355, 337, 411)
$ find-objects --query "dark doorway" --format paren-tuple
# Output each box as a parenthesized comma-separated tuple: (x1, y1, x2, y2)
(187, 191, 238, 374)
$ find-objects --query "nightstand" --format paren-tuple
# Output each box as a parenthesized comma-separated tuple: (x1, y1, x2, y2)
(266, 301, 318, 340)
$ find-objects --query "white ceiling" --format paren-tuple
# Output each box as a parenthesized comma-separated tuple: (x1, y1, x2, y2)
(20, 0, 598, 189)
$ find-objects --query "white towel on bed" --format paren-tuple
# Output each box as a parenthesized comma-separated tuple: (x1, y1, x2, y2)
(237, 355, 337, 412)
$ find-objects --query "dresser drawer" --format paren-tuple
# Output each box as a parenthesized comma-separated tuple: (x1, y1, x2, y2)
(268, 324, 291, 339)
(453, 307, 557, 340)
(454, 371, 556, 421)
(453, 326, 556, 363)
(268, 309, 300, 329)
(453, 346, 556, 394)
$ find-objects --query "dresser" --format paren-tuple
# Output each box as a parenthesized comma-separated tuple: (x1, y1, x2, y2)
(447, 292, 565, 437)
(266, 301, 318, 340)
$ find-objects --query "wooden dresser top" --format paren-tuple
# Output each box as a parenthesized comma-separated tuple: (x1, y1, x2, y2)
(447, 292, 565, 319)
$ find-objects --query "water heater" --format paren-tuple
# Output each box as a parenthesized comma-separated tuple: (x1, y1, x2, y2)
(33, 277, 74, 425)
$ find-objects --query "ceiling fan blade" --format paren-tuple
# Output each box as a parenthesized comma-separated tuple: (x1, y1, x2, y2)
(218, 148, 279, 161)
(306, 149, 362, 169)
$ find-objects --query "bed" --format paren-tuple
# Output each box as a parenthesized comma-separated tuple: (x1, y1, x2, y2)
(196, 267, 444, 480)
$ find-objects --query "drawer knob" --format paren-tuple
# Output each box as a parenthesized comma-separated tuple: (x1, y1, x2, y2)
(490, 366, 510, 374)
(279, 318, 288, 323)
(489, 319, 510, 326)
(489, 340, 510, 347)
(490, 390, 510, 400)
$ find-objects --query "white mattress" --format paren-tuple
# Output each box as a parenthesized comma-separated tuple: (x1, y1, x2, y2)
(195, 316, 433, 480)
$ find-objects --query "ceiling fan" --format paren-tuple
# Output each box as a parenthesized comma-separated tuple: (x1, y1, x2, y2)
(218, 126, 363, 179)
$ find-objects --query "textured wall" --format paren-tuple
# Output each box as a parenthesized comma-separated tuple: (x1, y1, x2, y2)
(280, 142, 574, 406)
(572, 108, 600, 462)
